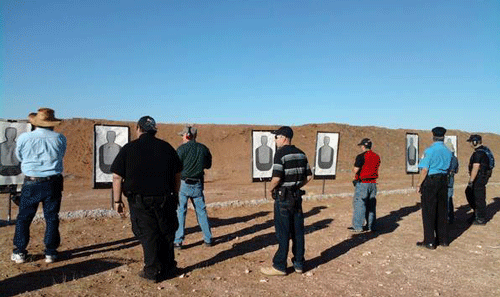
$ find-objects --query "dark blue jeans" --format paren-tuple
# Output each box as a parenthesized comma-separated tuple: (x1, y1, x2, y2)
(272, 198, 305, 272)
(14, 176, 63, 256)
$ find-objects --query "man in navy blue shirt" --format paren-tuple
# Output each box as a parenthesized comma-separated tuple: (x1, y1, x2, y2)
(465, 134, 493, 225)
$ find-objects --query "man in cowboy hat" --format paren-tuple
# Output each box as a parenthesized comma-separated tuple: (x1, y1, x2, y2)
(12, 108, 67, 264)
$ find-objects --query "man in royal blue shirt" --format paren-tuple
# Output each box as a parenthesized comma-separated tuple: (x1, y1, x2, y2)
(416, 127, 452, 249)
(12, 108, 66, 264)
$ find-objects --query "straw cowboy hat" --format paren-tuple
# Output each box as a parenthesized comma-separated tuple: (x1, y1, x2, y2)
(28, 108, 62, 127)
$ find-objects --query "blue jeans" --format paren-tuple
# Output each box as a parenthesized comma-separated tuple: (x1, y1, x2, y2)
(174, 180, 212, 244)
(273, 198, 305, 272)
(14, 177, 63, 256)
(352, 183, 377, 231)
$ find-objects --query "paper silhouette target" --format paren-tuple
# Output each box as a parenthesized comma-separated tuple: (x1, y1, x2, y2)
(444, 135, 458, 157)
(93, 125, 129, 187)
(314, 132, 339, 179)
(252, 130, 276, 182)
(406, 133, 419, 173)
(0, 121, 32, 186)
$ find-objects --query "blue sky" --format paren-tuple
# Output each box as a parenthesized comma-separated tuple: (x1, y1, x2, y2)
(1, 1, 499, 133)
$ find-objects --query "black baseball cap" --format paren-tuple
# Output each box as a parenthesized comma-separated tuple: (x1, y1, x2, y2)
(137, 116, 157, 132)
(272, 126, 293, 139)
(431, 127, 446, 137)
(467, 134, 482, 142)
(357, 138, 372, 147)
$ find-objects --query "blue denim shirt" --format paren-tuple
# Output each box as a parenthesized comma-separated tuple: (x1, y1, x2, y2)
(418, 141, 452, 175)
(15, 128, 67, 177)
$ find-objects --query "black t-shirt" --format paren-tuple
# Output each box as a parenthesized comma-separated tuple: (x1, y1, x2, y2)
(111, 133, 182, 196)
(354, 153, 365, 168)
(468, 146, 490, 174)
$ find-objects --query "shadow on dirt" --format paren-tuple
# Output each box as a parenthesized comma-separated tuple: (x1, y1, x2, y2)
(306, 203, 421, 270)
(449, 197, 500, 244)
(0, 219, 15, 228)
(182, 206, 330, 273)
(0, 258, 128, 297)
(60, 237, 140, 260)
(182, 206, 326, 249)
(184, 210, 271, 238)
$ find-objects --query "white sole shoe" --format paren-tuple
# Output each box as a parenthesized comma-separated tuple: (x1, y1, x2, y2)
(11, 253, 26, 264)
(45, 255, 57, 263)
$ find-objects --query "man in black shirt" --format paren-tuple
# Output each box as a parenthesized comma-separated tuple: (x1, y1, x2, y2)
(465, 134, 492, 225)
(111, 116, 182, 282)
(261, 126, 312, 276)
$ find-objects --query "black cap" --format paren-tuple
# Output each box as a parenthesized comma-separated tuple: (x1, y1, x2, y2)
(137, 116, 157, 132)
(357, 138, 372, 147)
(272, 126, 293, 139)
(431, 127, 446, 137)
(358, 138, 372, 149)
(467, 134, 482, 142)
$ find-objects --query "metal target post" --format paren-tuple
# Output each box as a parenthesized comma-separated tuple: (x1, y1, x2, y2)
(8, 192, 12, 222)
(264, 181, 267, 199)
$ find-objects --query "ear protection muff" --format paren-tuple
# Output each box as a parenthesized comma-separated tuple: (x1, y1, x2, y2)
(186, 126, 193, 140)
(472, 140, 479, 147)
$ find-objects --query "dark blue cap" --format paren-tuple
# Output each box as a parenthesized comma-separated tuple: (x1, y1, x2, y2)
(431, 127, 446, 137)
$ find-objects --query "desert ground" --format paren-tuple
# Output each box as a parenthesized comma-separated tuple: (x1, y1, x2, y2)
(1, 120, 499, 296)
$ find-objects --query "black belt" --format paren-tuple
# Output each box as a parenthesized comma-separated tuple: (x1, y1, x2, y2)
(183, 178, 202, 184)
(427, 173, 447, 179)
(25, 174, 61, 182)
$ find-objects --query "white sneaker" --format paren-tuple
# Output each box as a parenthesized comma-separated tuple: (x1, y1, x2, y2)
(11, 253, 26, 264)
(45, 255, 57, 263)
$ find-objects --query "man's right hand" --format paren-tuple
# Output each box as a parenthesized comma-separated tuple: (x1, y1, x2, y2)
(115, 201, 125, 217)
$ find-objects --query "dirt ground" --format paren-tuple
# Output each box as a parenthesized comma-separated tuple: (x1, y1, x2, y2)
(1, 120, 500, 296)
(1, 181, 500, 297)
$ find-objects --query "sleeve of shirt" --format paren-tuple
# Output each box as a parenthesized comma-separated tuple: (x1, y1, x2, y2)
(59, 134, 67, 158)
(305, 159, 312, 176)
(419, 150, 430, 169)
(272, 149, 284, 178)
(204, 146, 212, 170)
(110, 146, 127, 177)
(471, 151, 486, 165)
(354, 154, 365, 168)
(176, 145, 185, 162)
(15, 133, 26, 161)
